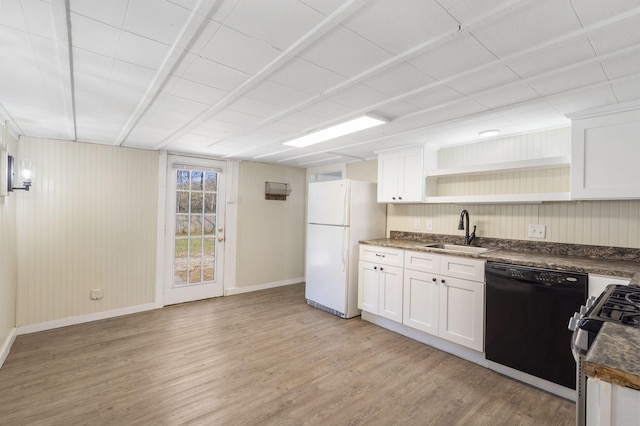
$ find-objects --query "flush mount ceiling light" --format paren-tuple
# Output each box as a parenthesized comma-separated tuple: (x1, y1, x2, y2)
(478, 129, 501, 138)
(283, 115, 387, 148)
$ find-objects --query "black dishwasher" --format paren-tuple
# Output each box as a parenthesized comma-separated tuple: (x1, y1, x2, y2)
(485, 262, 587, 389)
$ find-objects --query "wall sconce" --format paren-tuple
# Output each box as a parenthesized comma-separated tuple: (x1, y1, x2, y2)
(1, 151, 32, 194)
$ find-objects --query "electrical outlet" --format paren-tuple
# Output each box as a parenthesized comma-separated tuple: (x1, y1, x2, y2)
(426, 220, 433, 231)
(90, 289, 103, 300)
(414, 218, 421, 230)
(528, 224, 546, 239)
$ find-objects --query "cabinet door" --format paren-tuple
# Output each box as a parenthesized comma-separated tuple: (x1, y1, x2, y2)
(397, 148, 424, 202)
(358, 261, 379, 314)
(377, 152, 399, 202)
(403, 269, 439, 335)
(378, 265, 404, 323)
(438, 276, 484, 351)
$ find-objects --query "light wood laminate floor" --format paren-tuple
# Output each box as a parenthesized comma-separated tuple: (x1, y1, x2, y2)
(0, 284, 574, 425)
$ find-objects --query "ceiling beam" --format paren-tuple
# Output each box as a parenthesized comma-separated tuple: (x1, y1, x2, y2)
(152, 0, 371, 150)
(50, 0, 76, 140)
(115, 0, 225, 147)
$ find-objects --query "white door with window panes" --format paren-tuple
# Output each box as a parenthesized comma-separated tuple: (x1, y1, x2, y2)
(164, 155, 225, 305)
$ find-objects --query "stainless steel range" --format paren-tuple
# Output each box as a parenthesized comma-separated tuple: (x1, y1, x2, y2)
(568, 284, 640, 426)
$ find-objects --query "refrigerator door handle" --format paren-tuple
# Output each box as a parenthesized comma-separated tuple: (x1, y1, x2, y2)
(343, 185, 349, 225)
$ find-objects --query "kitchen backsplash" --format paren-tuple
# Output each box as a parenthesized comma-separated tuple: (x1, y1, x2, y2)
(387, 200, 640, 249)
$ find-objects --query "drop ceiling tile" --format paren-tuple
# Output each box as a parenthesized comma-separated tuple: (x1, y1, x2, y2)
(108, 60, 156, 101)
(155, 93, 209, 115)
(470, 1, 582, 57)
(409, 34, 496, 80)
(182, 56, 248, 91)
(246, 80, 311, 108)
(402, 85, 465, 110)
(215, 108, 262, 127)
(69, 0, 128, 28)
(570, 0, 639, 26)
(299, 0, 348, 16)
(72, 48, 114, 94)
(115, 31, 170, 69)
(20, 0, 55, 39)
(326, 83, 387, 110)
(223, 0, 324, 50)
(199, 25, 281, 74)
(171, 52, 197, 77)
(299, 26, 392, 77)
(199, 118, 245, 134)
(167, 0, 199, 11)
(547, 85, 619, 115)
(374, 101, 425, 119)
(70, 13, 121, 57)
(528, 63, 608, 96)
(601, 52, 640, 79)
(0, 29, 46, 101)
(474, 82, 541, 109)
(168, 77, 228, 105)
(277, 111, 325, 128)
(301, 100, 353, 119)
(587, 14, 640, 54)
(504, 36, 597, 78)
(268, 58, 345, 95)
(362, 63, 436, 96)
(228, 96, 283, 119)
(342, 0, 457, 54)
(447, 64, 520, 96)
(0, 0, 28, 32)
(123, 0, 191, 45)
(610, 76, 640, 103)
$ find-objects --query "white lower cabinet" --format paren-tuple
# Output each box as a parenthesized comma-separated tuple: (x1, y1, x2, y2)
(358, 247, 404, 323)
(402, 251, 485, 352)
(587, 378, 640, 426)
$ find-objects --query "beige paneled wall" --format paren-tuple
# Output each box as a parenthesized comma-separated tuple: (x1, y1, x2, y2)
(346, 159, 377, 182)
(16, 137, 159, 326)
(0, 126, 18, 353)
(388, 200, 640, 248)
(236, 161, 306, 287)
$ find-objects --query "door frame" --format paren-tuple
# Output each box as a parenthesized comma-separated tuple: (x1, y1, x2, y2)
(154, 152, 238, 307)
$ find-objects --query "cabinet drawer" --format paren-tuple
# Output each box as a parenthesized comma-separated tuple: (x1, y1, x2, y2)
(440, 256, 485, 283)
(404, 250, 440, 273)
(359, 245, 404, 267)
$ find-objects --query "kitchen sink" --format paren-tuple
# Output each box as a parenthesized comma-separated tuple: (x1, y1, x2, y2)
(421, 243, 497, 254)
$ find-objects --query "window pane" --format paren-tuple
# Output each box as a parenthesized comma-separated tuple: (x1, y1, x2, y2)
(191, 192, 203, 213)
(176, 170, 189, 190)
(175, 238, 188, 260)
(190, 215, 202, 235)
(189, 238, 203, 260)
(174, 261, 188, 285)
(204, 193, 216, 214)
(176, 191, 189, 213)
(203, 238, 215, 258)
(188, 261, 202, 284)
(191, 171, 203, 190)
(176, 215, 189, 236)
(204, 172, 217, 191)
(203, 260, 214, 281)
(203, 215, 215, 236)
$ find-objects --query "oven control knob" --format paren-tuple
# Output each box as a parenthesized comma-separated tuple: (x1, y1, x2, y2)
(580, 305, 588, 315)
(585, 296, 597, 308)
(568, 312, 581, 331)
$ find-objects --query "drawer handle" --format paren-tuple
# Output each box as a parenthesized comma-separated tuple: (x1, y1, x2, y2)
(375, 254, 385, 257)
(374, 266, 377, 270)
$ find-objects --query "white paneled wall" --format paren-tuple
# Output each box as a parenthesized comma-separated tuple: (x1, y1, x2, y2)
(388, 201, 640, 248)
(0, 125, 18, 358)
(236, 161, 306, 288)
(437, 127, 571, 168)
(16, 137, 159, 326)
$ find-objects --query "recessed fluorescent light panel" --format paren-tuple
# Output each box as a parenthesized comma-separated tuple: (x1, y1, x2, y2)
(478, 129, 500, 138)
(283, 115, 386, 148)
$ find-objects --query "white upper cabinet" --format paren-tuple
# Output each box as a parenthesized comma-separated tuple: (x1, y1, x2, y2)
(377, 147, 424, 203)
(570, 106, 640, 200)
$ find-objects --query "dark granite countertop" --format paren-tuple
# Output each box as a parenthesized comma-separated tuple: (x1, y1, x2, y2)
(360, 234, 640, 284)
(583, 322, 640, 390)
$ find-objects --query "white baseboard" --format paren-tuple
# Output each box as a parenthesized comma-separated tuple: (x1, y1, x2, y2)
(16, 303, 159, 335)
(224, 277, 304, 296)
(0, 327, 17, 369)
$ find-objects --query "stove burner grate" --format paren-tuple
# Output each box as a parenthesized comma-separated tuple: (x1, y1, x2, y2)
(625, 291, 640, 307)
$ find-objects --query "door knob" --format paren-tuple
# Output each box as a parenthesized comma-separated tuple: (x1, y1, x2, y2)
(218, 228, 224, 232)
(218, 237, 224, 242)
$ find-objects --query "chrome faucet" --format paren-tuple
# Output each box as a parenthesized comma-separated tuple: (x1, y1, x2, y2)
(458, 209, 476, 245)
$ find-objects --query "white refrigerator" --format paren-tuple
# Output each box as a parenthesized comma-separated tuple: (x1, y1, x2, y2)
(305, 179, 386, 318)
